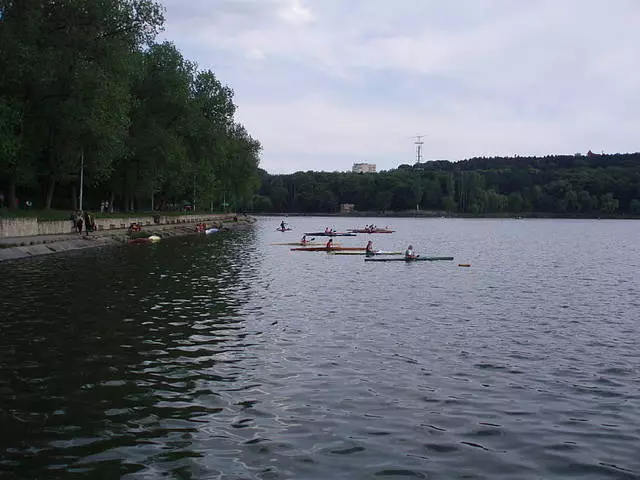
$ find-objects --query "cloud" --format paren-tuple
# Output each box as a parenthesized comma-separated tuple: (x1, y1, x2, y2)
(244, 48, 266, 61)
(159, 0, 640, 173)
(277, 0, 314, 24)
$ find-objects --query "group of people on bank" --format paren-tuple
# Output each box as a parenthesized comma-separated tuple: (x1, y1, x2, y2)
(70, 211, 96, 235)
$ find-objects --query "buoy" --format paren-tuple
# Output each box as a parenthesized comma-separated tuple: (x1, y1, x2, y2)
(458, 263, 471, 267)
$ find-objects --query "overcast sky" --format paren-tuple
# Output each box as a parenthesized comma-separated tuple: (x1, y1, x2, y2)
(159, 0, 640, 174)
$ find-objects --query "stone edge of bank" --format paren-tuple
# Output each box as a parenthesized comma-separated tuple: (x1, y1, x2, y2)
(0, 214, 255, 263)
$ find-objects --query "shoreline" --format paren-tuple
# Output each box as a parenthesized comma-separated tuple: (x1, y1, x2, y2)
(0, 214, 255, 262)
(252, 211, 640, 220)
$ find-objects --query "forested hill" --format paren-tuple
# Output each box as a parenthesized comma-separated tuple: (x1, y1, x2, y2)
(0, 0, 261, 212)
(255, 153, 640, 216)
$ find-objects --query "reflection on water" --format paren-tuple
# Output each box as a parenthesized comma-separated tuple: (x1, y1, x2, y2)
(1, 218, 640, 479)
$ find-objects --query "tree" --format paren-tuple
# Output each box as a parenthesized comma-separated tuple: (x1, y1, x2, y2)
(0, 0, 165, 209)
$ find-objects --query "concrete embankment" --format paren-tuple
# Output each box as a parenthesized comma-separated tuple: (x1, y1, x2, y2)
(0, 213, 254, 262)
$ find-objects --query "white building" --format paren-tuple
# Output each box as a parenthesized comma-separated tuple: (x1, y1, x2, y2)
(352, 163, 376, 173)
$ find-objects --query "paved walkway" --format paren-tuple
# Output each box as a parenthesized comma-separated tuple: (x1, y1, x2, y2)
(0, 231, 88, 246)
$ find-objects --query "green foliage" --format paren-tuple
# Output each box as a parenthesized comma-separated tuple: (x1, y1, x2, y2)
(255, 154, 640, 216)
(0, 0, 262, 213)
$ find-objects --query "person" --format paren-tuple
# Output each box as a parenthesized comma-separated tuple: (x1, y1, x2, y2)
(300, 234, 308, 245)
(325, 238, 333, 249)
(76, 212, 84, 233)
(70, 211, 77, 231)
(83, 211, 90, 235)
(324, 226, 330, 234)
(405, 244, 416, 259)
(365, 240, 375, 256)
(280, 220, 287, 231)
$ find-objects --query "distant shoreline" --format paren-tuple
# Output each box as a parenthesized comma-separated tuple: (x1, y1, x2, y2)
(252, 211, 640, 220)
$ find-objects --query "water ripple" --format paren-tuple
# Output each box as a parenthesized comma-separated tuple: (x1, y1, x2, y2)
(1, 218, 640, 478)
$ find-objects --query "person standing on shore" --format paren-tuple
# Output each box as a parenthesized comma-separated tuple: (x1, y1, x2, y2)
(76, 212, 83, 233)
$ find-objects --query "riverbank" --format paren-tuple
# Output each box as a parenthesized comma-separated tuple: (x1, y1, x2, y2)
(0, 213, 254, 262)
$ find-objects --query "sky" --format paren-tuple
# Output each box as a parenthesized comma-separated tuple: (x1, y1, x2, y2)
(158, 0, 640, 174)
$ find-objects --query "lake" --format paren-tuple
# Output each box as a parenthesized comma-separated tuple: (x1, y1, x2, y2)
(1, 216, 639, 479)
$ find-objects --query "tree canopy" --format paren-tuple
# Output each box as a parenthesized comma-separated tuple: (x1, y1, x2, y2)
(0, 0, 261, 212)
(254, 153, 640, 217)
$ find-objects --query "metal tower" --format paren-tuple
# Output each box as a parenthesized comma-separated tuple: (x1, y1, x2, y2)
(413, 135, 426, 164)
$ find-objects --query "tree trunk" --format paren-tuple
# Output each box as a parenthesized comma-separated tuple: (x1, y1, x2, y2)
(45, 176, 56, 210)
(9, 179, 17, 209)
(109, 192, 115, 212)
(71, 184, 78, 210)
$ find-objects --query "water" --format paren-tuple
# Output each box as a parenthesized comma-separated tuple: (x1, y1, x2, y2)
(1, 217, 640, 479)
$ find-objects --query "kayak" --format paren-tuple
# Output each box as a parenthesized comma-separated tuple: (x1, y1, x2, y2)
(271, 241, 340, 246)
(127, 235, 160, 245)
(330, 250, 402, 256)
(304, 232, 357, 237)
(205, 228, 219, 234)
(290, 246, 366, 251)
(347, 228, 395, 234)
(364, 256, 454, 262)
(276, 227, 292, 231)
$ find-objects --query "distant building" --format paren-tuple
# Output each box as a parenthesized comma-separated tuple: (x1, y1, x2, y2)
(352, 163, 376, 173)
(340, 203, 355, 213)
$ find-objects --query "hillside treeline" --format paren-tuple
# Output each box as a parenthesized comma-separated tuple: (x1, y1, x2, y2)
(255, 153, 640, 216)
(0, 0, 261, 212)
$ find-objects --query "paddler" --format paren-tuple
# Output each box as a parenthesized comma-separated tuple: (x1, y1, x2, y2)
(365, 240, 375, 256)
(405, 244, 416, 259)
(300, 234, 308, 245)
(280, 220, 287, 231)
(325, 238, 334, 249)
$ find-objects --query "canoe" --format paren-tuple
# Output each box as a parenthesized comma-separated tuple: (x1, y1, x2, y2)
(330, 250, 402, 256)
(271, 241, 340, 246)
(364, 256, 454, 262)
(290, 246, 366, 251)
(303, 232, 357, 237)
(347, 229, 395, 234)
(127, 236, 160, 245)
